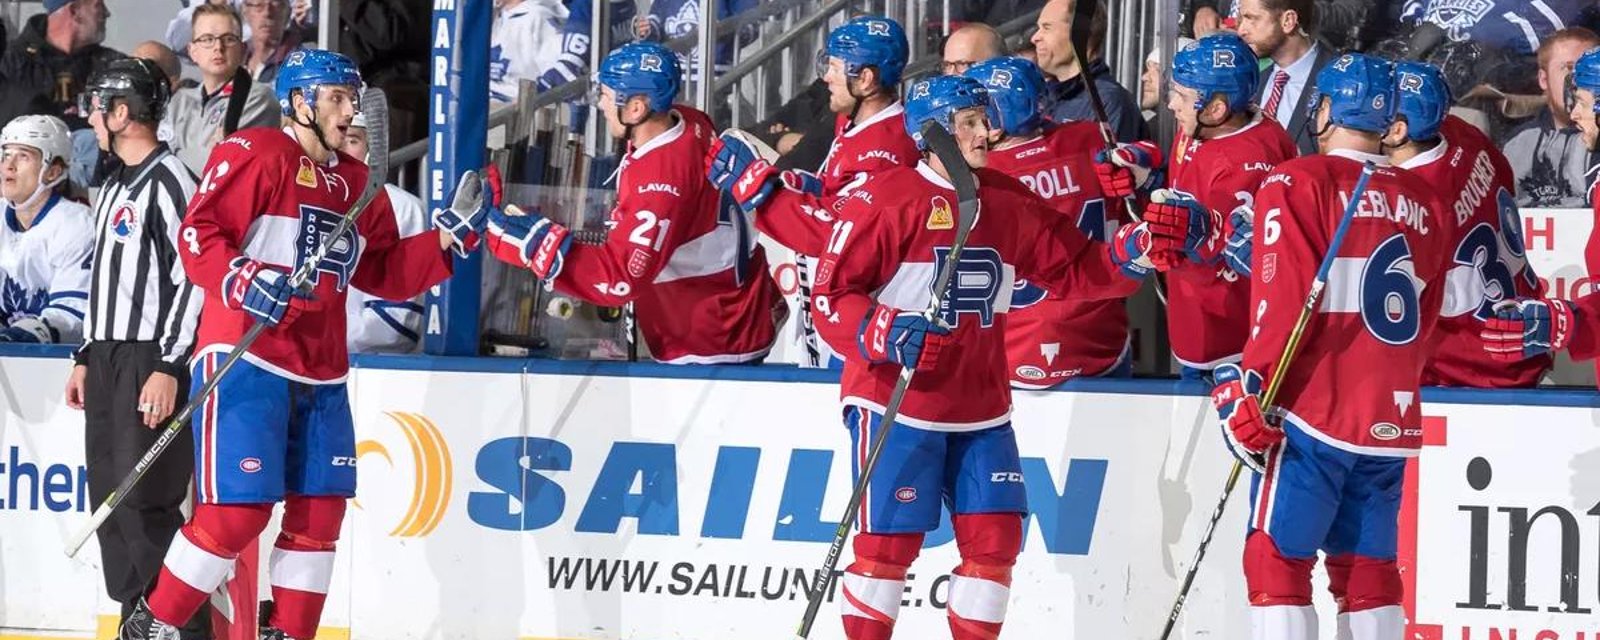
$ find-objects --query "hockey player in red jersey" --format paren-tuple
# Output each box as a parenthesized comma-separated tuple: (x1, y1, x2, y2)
(121, 50, 469, 640)
(811, 74, 1180, 640)
(1141, 32, 1299, 378)
(709, 15, 919, 367)
(1383, 61, 1548, 388)
(1213, 53, 1447, 638)
(964, 56, 1134, 386)
(483, 42, 783, 364)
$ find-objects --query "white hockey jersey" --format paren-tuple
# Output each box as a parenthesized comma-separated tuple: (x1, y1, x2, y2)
(490, 0, 569, 103)
(345, 185, 428, 354)
(0, 195, 94, 343)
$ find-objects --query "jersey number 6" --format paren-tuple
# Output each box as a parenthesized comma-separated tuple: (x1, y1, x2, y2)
(1360, 233, 1421, 346)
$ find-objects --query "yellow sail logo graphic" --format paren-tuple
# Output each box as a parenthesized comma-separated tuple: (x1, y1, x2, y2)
(354, 412, 453, 537)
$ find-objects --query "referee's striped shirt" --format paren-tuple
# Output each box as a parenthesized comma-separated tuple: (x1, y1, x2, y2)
(75, 144, 202, 378)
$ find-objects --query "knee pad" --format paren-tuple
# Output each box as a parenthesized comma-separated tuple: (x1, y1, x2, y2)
(188, 503, 273, 556)
(1243, 531, 1315, 607)
(952, 513, 1022, 583)
(848, 531, 924, 579)
(277, 495, 346, 551)
(1337, 555, 1401, 613)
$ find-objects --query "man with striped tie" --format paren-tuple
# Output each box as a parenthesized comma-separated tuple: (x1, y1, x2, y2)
(1235, 0, 1337, 155)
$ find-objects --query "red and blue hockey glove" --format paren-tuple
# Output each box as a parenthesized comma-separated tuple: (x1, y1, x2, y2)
(1109, 221, 1155, 279)
(707, 130, 784, 214)
(1481, 298, 1578, 361)
(857, 304, 951, 372)
(1092, 141, 1163, 198)
(1221, 205, 1253, 277)
(221, 258, 305, 328)
(0, 317, 52, 342)
(1145, 188, 1217, 269)
(1211, 363, 1279, 473)
(486, 204, 573, 281)
(433, 169, 491, 257)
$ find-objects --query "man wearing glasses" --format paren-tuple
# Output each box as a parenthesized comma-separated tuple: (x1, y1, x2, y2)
(940, 22, 1006, 76)
(163, 2, 278, 175)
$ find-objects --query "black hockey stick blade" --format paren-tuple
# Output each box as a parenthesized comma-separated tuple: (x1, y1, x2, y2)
(222, 66, 252, 135)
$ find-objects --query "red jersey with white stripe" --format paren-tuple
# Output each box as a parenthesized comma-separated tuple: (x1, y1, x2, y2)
(548, 107, 782, 364)
(812, 162, 1141, 431)
(1245, 150, 1448, 456)
(1165, 114, 1298, 370)
(985, 122, 1130, 387)
(1402, 115, 1549, 387)
(179, 127, 453, 383)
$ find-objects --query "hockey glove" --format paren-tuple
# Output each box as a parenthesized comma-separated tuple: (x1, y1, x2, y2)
(1145, 188, 1216, 269)
(1109, 221, 1155, 280)
(1093, 141, 1163, 198)
(221, 258, 304, 328)
(1221, 205, 1253, 278)
(486, 204, 573, 281)
(707, 130, 784, 214)
(0, 317, 51, 343)
(433, 169, 491, 257)
(1211, 363, 1280, 473)
(858, 304, 951, 372)
(1481, 298, 1577, 361)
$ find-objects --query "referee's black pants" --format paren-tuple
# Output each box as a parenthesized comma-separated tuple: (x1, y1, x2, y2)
(83, 342, 209, 638)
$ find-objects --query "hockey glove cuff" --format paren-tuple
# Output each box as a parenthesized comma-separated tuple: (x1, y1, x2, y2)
(1482, 298, 1577, 361)
(0, 317, 51, 343)
(487, 205, 574, 281)
(1109, 222, 1155, 280)
(222, 258, 301, 328)
(1093, 141, 1163, 198)
(708, 130, 782, 214)
(1221, 205, 1253, 278)
(1145, 188, 1216, 269)
(1211, 363, 1280, 473)
(858, 304, 951, 372)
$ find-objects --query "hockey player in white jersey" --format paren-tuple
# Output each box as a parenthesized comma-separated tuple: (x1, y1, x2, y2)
(489, 0, 569, 103)
(0, 114, 93, 344)
(341, 110, 428, 353)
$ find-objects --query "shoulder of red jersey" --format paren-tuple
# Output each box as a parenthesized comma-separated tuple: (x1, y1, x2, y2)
(1440, 114, 1492, 149)
(210, 126, 302, 163)
(1197, 116, 1297, 170)
(1043, 121, 1106, 152)
(673, 106, 717, 147)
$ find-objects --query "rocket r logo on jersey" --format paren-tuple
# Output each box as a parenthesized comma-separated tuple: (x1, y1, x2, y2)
(295, 204, 359, 291)
(932, 246, 1003, 328)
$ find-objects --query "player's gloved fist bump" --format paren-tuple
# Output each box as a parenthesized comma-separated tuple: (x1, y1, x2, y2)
(1145, 188, 1215, 269)
(708, 130, 781, 213)
(434, 169, 491, 257)
(857, 304, 951, 371)
(486, 204, 573, 281)
(222, 257, 302, 328)
(1221, 205, 1253, 277)
(1211, 363, 1280, 472)
(1093, 140, 1163, 198)
(1109, 222, 1155, 279)
(1481, 297, 1577, 361)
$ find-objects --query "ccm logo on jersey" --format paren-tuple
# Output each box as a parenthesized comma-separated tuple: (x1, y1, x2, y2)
(331, 456, 358, 467)
(990, 472, 1024, 483)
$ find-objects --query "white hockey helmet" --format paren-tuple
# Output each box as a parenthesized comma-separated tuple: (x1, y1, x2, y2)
(0, 115, 72, 168)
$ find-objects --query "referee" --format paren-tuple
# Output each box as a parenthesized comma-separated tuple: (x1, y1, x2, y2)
(61, 58, 208, 639)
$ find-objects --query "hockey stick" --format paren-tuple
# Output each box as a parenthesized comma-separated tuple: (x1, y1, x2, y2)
(221, 66, 253, 136)
(1067, 0, 1166, 305)
(1156, 161, 1376, 639)
(792, 121, 980, 639)
(64, 89, 392, 558)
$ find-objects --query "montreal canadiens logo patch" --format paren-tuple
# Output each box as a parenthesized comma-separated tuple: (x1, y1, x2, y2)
(239, 457, 263, 473)
(110, 203, 138, 241)
(894, 487, 917, 503)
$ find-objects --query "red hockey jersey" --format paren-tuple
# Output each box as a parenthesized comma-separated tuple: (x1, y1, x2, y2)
(180, 128, 453, 383)
(1402, 115, 1549, 387)
(1245, 150, 1448, 455)
(985, 122, 1131, 387)
(755, 102, 920, 254)
(812, 162, 1141, 430)
(1165, 114, 1299, 370)
(544, 107, 783, 364)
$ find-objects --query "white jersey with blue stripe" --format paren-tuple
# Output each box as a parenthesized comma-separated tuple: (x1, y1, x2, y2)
(345, 185, 428, 354)
(0, 195, 94, 343)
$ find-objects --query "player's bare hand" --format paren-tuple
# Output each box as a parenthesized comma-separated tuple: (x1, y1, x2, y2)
(1192, 6, 1222, 37)
(138, 371, 179, 428)
(64, 364, 87, 410)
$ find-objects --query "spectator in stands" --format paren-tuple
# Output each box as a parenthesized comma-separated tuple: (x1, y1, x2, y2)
(637, 0, 758, 76)
(163, 2, 279, 175)
(166, 0, 252, 66)
(942, 22, 1006, 75)
(342, 110, 428, 354)
(0, 0, 122, 128)
(1235, 0, 1334, 156)
(1503, 28, 1600, 208)
(241, 0, 299, 81)
(1032, 0, 1147, 142)
(130, 41, 181, 92)
(1140, 38, 1194, 123)
(489, 0, 569, 103)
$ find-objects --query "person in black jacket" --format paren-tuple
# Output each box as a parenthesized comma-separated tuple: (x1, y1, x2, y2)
(0, 0, 122, 129)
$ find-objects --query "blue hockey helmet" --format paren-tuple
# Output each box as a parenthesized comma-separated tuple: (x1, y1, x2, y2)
(1393, 61, 1451, 141)
(904, 74, 990, 150)
(598, 42, 681, 113)
(1569, 46, 1600, 114)
(825, 16, 909, 88)
(275, 48, 362, 117)
(964, 57, 1046, 137)
(1307, 53, 1397, 135)
(1171, 32, 1260, 115)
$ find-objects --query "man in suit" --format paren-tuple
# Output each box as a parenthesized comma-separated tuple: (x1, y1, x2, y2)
(1236, 0, 1335, 156)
